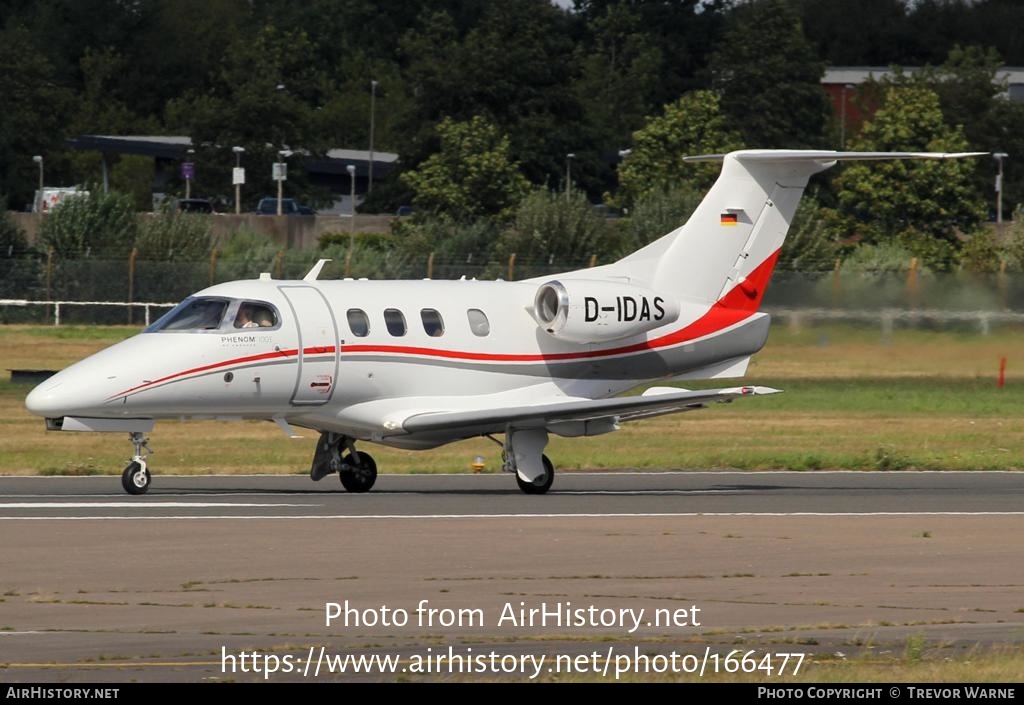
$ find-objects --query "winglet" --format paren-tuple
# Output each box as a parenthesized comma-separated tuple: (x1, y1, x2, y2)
(303, 259, 332, 281)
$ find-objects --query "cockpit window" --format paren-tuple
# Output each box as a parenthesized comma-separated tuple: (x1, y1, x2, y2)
(146, 297, 280, 333)
(234, 302, 277, 329)
(149, 297, 229, 332)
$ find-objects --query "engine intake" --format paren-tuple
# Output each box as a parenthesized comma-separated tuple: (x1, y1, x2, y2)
(533, 280, 679, 344)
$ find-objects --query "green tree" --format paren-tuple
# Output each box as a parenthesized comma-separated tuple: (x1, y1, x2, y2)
(0, 201, 39, 300)
(0, 25, 73, 207)
(573, 2, 663, 149)
(616, 91, 743, 206)
(574, 0, 728, 103)
(490, 189, 619, 274)
(957, 228, 1003, 273)
(615, 185, 702, 258)
(709, 0, 830, 148)
(796, 0, 914, 66)
(110, 156, 157, 212)
(398, 3, 582, 188)
(777, 195, 839, 272)
(827, 86, 985, 269)
(135, 207, 213, 261)
(0, 201, 31, 256)
(401, 116, 529, 219)
(165, 25, 330, 208)
(920, 46, 1024, 218)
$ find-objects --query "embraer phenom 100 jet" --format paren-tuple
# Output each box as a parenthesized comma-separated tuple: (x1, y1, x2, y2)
(25, 150, 980, 495)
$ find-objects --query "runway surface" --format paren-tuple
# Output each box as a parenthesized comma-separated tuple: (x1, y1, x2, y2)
(1, 471, 1022, 682)
(1, 470, 1023, 518)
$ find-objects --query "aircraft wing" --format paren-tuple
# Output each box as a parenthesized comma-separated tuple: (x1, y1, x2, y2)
(399, 385, 780, 435)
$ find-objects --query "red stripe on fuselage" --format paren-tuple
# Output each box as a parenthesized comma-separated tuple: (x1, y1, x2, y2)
(108, 251, 780, 399)
(107, 347, 302, 400)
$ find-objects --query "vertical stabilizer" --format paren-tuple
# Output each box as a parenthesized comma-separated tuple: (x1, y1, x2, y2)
(606, 150, 983, 309)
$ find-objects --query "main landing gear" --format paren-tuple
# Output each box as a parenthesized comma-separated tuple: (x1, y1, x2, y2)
(307, 428, 554, 495)
(309, 432, 378, 493)
(500, 427, 554, 495)
(121, 432, 152, 495)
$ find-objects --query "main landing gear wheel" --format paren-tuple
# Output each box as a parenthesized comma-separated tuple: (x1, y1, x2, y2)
(121, 460, 151, 495)
(516, 454, 554, 495)
(339, 451, 377, 493)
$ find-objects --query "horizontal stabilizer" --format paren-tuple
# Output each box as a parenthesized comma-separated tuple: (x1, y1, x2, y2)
(684, 150, 987, 163)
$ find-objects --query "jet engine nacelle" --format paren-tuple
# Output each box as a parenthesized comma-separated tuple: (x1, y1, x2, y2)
(533, 279, 680, 344)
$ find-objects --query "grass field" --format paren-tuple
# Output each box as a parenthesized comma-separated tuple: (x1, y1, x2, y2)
(2, 322, 1022, 475)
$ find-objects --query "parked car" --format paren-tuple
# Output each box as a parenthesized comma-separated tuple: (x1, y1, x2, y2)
(176, 198, 215, 214)
(255, 197, 315, 215)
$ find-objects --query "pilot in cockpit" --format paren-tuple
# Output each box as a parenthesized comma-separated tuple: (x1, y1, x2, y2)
(235, 304, 260, 328)
(234, 303, 276, 329)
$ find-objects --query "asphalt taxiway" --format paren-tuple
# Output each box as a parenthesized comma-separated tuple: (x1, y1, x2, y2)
(1, 471, 1022, 682)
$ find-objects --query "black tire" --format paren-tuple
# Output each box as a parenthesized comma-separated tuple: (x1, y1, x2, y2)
(121, 461, 151, 495)
(516, 454, 554, 495)
(339, 451, 377, 493)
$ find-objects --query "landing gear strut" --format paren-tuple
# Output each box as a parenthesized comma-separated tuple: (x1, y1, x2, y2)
(121, 432, 152, 495)
(502, 427, 554, 495)
(309, 432, 377, 493)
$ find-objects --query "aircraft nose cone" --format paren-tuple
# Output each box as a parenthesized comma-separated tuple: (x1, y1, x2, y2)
(25, 379, 67, 417)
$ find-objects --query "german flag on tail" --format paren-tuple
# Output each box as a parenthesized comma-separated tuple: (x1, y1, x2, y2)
(720, 213, 738, 226)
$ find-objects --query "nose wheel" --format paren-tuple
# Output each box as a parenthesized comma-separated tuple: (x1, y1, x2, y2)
(121, 460, 151, 495)
(121, 432, 152, 495)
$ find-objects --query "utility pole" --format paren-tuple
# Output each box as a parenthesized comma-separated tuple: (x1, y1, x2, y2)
(368, 79, 378, 195)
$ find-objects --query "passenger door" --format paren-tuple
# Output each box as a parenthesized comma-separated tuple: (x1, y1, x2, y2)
(279, 286, 338, 405)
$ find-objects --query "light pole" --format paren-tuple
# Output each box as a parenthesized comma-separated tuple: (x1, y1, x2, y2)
(840, 83, 854, 149)
(32, 155, 43, 211)
(276, 149, 290, 216)
(232, 146, 245, 215)
(368, 79, 378, 195)
(346, 164, 357, 275)
(184, 148, 195, 199)
(993, 152, 1008, 225)
(565, 153, 575, 201)
(346, 164, 357, 234)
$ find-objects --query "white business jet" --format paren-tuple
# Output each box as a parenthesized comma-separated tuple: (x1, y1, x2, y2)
(25, 150, 979, 495)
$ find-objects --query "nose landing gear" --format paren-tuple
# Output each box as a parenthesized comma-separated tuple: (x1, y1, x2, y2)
(121, 432, 152, 495)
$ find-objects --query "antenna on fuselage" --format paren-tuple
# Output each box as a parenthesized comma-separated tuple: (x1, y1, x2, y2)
(303, 259, 332, 281)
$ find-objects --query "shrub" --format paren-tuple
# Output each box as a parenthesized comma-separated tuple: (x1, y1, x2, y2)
(135, 207, 213, 261)
(39, 190, 137, 257)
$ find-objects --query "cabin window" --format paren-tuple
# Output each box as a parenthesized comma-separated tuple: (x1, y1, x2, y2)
(384, 308, 407, 336)
(234, 302, 277, 329)
(467, 308, 490, 336)
(420, 309, 444, 337)
(347, 309, 370, 337)
(148, 297, 229, 332)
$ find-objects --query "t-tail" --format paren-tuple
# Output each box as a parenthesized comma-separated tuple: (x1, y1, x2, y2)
(606, 149, 984, 310)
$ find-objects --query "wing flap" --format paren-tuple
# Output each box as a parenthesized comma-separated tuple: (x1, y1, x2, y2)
(400, 385, 780, 434)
